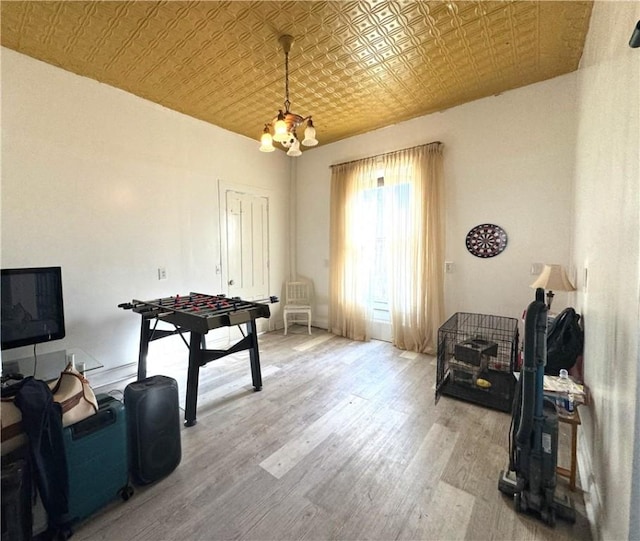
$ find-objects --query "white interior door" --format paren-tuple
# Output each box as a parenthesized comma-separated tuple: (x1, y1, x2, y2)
(222, 188, 270, 302)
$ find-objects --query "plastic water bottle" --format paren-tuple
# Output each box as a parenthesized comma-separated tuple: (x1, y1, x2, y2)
(558, 369, 574, 411)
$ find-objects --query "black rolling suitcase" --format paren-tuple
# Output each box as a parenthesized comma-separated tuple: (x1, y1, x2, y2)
(63, 394, 132, 523)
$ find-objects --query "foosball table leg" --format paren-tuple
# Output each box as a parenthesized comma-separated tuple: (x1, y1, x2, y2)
(246, 320, 263, 391)
(137, 317, 151, 380)
(184, 331, 203, 427)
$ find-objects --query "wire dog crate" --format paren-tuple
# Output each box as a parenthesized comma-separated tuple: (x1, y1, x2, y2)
(435, 312, 519, 412)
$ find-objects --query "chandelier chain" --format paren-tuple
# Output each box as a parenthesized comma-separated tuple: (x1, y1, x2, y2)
(284, 48, 290, 112)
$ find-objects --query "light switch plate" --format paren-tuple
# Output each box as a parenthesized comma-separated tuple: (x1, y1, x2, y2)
(530, 262, 543, 275)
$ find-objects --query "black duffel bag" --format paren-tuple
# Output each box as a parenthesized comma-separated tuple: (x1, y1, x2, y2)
(545, 307, 584, 375)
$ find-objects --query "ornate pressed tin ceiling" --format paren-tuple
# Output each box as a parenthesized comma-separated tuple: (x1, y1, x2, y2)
(0, 1, 593, 148)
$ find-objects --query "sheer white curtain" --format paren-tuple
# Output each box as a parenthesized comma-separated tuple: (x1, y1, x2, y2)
(384, 143, 444, 354)
(329, 143, 445, 354)
(329, 157, 379, 340)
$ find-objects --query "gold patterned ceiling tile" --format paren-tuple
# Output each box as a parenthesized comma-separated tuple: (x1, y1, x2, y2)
(1, 1, 593, 148)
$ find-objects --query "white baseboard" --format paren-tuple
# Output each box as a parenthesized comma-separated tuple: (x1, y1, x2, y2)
(273, 319, 329, 332)
(577, 427, 602, 541)
(314, 318, 329, 330)
(86, 326, 307, 393)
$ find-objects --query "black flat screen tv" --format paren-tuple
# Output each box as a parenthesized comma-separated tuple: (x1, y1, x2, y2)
(1, 266, 66, 350)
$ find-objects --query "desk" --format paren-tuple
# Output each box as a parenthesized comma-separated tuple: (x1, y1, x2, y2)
(1, 348, 102, 382)
(556, 406, 581, 491)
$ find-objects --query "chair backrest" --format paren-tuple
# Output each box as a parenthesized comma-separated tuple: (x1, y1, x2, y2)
(285, 281, 310, 306)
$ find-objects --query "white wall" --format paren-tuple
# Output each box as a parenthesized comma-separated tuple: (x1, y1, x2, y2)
(1, 48, 290, 370)
(571, 2, 640, 539)
(295, 74, 578, 329)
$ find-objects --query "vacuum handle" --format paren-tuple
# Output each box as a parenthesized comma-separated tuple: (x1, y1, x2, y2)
(516, 288, 547, 447)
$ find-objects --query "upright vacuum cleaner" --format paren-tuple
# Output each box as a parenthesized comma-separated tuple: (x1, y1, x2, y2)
(498, 288, 575, 526)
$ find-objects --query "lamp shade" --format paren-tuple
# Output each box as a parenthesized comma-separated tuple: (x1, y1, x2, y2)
(530, 264, 576, 291)
(259, 129, 275, 152)
(302, 119, 318, 147)
(273, 111, 288, 142)
(286, 139, 301, 157)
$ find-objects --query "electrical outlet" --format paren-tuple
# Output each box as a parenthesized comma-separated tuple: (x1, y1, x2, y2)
(158, 267, 167, 281)
(445, 261, 454, 273)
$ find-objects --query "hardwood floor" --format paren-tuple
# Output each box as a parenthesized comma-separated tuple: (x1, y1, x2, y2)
(80, 328, 592, 540)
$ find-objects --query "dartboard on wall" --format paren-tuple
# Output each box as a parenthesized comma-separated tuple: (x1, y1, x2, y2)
(465, 224, 508, 258)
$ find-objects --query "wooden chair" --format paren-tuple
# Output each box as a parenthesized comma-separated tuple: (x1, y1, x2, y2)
(283, 282, 312, 335)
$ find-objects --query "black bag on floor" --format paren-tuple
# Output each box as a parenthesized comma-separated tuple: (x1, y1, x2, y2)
(545, 308, 584, 375)
(125, 375, 181, 485)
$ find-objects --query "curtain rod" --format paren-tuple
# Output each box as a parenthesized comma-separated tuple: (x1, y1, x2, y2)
(330, 141, 443, 169)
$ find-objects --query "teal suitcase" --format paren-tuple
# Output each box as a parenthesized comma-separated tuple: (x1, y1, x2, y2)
(63, 394, 133, 522)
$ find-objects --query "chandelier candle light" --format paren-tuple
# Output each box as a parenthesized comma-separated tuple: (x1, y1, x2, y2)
(259, 35, 317, 156)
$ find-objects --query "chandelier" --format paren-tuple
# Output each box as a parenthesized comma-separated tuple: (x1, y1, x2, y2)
(259, 35, 317, 156)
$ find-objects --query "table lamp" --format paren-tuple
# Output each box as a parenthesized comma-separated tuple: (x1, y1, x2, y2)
(530, 264, 576, 310)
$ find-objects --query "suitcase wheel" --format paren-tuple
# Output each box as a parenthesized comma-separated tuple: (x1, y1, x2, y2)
(119, 484, 134, 501)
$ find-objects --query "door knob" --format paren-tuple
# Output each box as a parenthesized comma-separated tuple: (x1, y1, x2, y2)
(228, 279, 235, 285)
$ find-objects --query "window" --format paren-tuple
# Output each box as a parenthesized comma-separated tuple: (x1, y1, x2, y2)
(329, 142, 444, 353)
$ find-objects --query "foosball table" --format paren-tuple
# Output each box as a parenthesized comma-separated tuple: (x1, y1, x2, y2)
(119, 293, 278, 426)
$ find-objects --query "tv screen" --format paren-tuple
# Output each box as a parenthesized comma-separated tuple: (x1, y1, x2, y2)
(1, 267, 66, 350)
